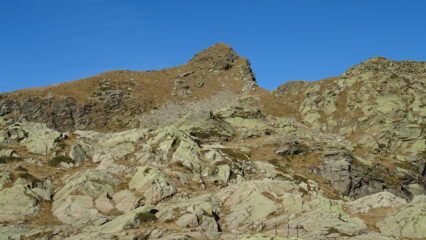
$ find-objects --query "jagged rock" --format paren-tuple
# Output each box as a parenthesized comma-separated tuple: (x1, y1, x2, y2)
(75, 128, 148, 161)
(199, 215, 220, 233)
(175, 213, 198, 228)
(11, 122, 62, 155)
(69, 144, 88, 163)
(0, 171, 12, 190)
(216, 164, 231, 183)
(112, 190, 139, 213)
(23, 157, 43, 166)
(95, 194, 115, 213)
(129, 166, 176, 204)
(96, 158, 132, 175)
(92, 205, 156, 234)
(346, 191, 407, 214)
(318, 149, 353, 194)
(275, 141, 308, 156)
(156, 194, 220, 227)
(377, 195, 426, 239)
(177, 112, 234, 140)
(171, 135, 202, 172)
(0, 184, 40, 221)
(216, 179, 298, 231)
(53, 195, 103, 224)
(288, 204, 368, 239)
(52, 169, 122, 223)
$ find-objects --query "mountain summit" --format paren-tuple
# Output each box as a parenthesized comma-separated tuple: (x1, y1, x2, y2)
(0, 43, 256, 131)
(0, 44, 425, 239)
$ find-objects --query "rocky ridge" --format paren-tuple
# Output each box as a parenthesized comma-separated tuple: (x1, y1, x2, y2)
(0, 44, 425, 240)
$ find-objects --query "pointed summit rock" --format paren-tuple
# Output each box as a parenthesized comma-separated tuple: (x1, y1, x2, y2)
(0, 43, 257, 131)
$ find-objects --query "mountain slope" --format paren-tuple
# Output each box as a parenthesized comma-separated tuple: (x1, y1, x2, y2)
(0, 43, 256, 131)
(0, 44, 425, 240)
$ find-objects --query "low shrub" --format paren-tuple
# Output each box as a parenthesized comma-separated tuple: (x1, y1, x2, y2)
(0, 156, 23, 164)
(48, 156, 74, 167)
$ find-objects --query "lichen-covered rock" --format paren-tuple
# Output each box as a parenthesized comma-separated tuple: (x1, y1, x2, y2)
(346, 191, 407, 214)
(69, 144, 88, 163)
(129, 166, 176, 204)
(93, 205, 156, 234)
(0, 170, 12, 190)
(175, 213, 198, 228)
(288, 204, 368, 239)
(156, 194, 220, 228)
(52, 169, 122, 223)
(15, 122, 62, 155)
(112, 190, 139, 213)
(177, 112, 234, 139)
(95, 195, 115, 213)
(216, 179, 300, 231)
(0, 184, 40, 221)
(75, 128, 148, 161)
(52, 195, 103, 224)
(377, 195, 426, 239)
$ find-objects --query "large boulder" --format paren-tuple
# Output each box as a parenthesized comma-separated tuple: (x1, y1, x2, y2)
(216, 179, 300, 231)
(12, 122, 62, 155)
(52, 195, 103, 224)
(75, 128, 148, 161)
(129, 166, 176, 204)
(0, 184, 40, 221)
(69, 144, 88, 163)
(346, 191, 407, 214)
(377, 195, 426, 239)
(52, 169, 122, 224)
(288, 204, 368, 239)
(156, 194, 221, 234)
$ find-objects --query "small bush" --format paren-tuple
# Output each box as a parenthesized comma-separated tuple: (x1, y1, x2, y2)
(0, 156, 23, 164)
(139, 209, 159, 222)
(48, 156, 74, 167)
(15, 165, 28, 172)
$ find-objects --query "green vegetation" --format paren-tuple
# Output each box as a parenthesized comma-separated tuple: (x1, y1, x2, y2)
(47, 156, 75, 167)
(138, 209, 158, 222)
(0, 156, 23, 164)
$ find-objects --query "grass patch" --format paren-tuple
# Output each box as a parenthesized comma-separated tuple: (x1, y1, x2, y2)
(47, 156, 75, 167)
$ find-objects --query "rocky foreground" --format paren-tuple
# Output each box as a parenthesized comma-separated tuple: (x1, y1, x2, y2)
(0, 44, 425, 239)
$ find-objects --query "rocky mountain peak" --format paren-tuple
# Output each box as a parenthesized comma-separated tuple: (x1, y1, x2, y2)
(189, 42, 237, 64)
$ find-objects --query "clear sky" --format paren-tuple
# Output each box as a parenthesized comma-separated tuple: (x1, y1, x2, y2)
(1, 1, 425, 93)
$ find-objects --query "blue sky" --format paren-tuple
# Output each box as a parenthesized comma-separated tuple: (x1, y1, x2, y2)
(1, 1, 425, 92)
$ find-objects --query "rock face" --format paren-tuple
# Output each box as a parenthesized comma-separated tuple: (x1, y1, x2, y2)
(0, 44, 424, 239)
